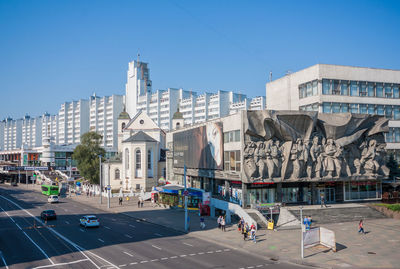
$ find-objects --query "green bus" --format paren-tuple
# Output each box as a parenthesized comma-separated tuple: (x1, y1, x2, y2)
(41, 185, 59, 196)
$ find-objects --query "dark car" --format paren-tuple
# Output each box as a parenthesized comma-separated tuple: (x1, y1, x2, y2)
(41, 210, 57, 220)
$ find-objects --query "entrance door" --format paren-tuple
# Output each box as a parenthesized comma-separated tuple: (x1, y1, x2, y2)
(325, 188, 335, 203)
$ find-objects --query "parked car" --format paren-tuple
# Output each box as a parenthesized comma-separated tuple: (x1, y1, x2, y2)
(47, 195, 59, 203)
(41, 210, 57, 220)
(80, 215, 100, 228)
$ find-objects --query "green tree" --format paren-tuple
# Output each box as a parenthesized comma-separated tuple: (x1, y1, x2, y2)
(72, 132, 106, 184)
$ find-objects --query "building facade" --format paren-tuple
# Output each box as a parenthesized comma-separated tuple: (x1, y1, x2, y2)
(125, 59, 266, 131)
(58, 99, 90, 145)
(22, 115, 42, 148)
(266, 64, 400, 161)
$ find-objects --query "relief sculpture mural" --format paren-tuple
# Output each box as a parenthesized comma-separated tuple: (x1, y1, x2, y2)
(242, 111, 390, 183)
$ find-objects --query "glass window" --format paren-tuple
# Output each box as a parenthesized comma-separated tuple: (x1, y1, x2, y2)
(312, 81, 318, 95)
(135, 149, 141, 170)
(360, 82, 367, 96)
(147, 149, 152, 169)
(376, 83, 383, 97)
(306, 83, 312, 97)
(299, 85, 305, 99)
(376, 105, 384, 115)
(224, 133, 229, 143)
(230, 151, 235, 171)
(350, 103, 359, 113)
(359, 104, 367, 114)
(367, 105, 375, 114)
(333, 80, 340, 95)
(395, 128, 400, 143)
(115, 169, 120, 179)
(341, 103, 349, 113)
(312, 103, 319, 111)
(350, 81, 359, 96)
(385, 85, 393, 98)
(341, 81, 348, 95)
(394, 107, 400, 120)
(322, 79, 331, 95)
(385, 106, 393, 119)
(332, 103, 340, 113)
(393, 85, 399, 98)
(234, 130, 240, 142)
(125, 148, 129, 170)
(386, 128, 394, 143)
(367, 83, 375, 97)
(322, 103, 331, 113)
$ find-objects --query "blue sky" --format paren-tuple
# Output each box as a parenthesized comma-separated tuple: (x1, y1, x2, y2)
(1, 0, 400, 118)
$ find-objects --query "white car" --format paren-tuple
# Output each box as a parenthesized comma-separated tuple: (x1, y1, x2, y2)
(48, 195, 59, 203)
(80, 215, 100, 228)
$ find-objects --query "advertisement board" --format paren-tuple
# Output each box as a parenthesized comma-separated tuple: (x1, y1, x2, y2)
(173, 122, 223, 170)
(202, 192, 211, 205)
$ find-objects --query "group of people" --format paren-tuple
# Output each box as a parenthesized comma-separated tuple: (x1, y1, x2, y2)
(238, 217, 257, 243)
(217, 215, 226, 231)
(303, 215, 313, 231)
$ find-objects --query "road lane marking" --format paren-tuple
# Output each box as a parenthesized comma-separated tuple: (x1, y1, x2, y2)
(247, 266, 255, 269)
(150, 259, 159, 262)
(98, 238, 105, 243)
(32, 259, 89, 268)
(125, 234, 133, 239)
(256, 265, 263, 268)
(183, 242, 193, 247)
(80, 228, 85, 232)
(180, 255, 187, 257)
(224, 248, 230, 251)
(0, 251, 9, 269)
(207, 251, 213, 254)
(65, 221, 70, 224)
(129, 224, 135, 228)
(104, 226, 111, 230)
(123, 252, 134, 257)
(215, 250, 222, 253)
(198, 252, 204, 255)
(170, 256, 177, 259)
(21, 207, 120, 269)
(161, 258, 168, 260)
(189, 253, 196, 256)
(154, 233, 162, 236)
(152, 245, 162, 250)
(0, 207, 55, 265)
(119, 265, 126, 267)
(140, 261, 148, 263)
(130, 262, 138, 265)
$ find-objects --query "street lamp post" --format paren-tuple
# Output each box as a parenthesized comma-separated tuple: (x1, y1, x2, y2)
(108, 165, 110, 209)
(99, 155, 102, 204)
(184, 164, 188, 232)
(300, 206, 304, 259)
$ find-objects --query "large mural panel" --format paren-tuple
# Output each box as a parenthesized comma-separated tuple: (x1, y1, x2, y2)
(242, 111, 389, 183)
(173, 122, 223, 170)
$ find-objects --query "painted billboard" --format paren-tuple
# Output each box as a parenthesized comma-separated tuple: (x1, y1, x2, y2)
(173, 122, 223, 170)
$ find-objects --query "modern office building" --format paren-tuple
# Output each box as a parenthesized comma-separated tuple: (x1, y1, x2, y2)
(125, 59, 266, 131)
(3, 117, 22, 151)
(266, 64, 400, 161)
(22, 115, 42, 148)
(58, 99, 90, 145)
(41, 113, 59, 145)
(89, 94, 124, 151)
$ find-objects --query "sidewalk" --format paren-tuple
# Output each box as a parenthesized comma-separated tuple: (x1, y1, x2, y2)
(23, 185, 400, 268)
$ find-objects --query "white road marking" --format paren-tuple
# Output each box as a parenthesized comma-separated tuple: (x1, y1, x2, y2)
(129, 224, 135, 228)
(0, 251, 9, 269)
(150, 259, 159, 262)
(123, 252, 134, 257)
(198, 252, 204, 255)
(80, 228, 85, 232)
(183, 242, 193, 247)
(247, 267, 254, 269)
(189, 253, 196, 256)
(161, 257, 168, 260)
(32, 259, 89, 268)
(170, 256, 177, 259)
(224, 248, 230, 251)
(152, 245, 162, 250)
(130, 262, 138, 265)
(207, 251, 213, 254)
(0, 207, 54, 265)
(140, 260, 148, 263)
(104, 226, 111, 230)
(98, 238, 105, 243)
(154, 233, 162, 236)
(125, 234, 133, 239)
(119, 265, 126, 267)
(65, 221, 70, 224)
(180, 255, 187, 257)
(215, 250, 222, 253)
(256, 265, 263, 268)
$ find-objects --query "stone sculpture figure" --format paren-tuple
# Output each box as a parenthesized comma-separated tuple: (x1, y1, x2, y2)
(307, 135, 323, 178)
(255, 141, 267, 179)
(361, 139, 379, 175)
(290, 138, 305, 179)
(270, 139, 282, 178)
(334, 145, 344, 178)
(264, 140, 275, 179)
(324, 139, 337, 178)
(243, 142, 257, 179)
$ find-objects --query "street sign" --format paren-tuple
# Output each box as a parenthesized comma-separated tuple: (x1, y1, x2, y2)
(183, 190, 189, 196)
(107, 185, 111, 191)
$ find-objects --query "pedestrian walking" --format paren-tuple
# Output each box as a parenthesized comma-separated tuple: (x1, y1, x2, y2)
(200, 217, 206, 229)
(237, 220, 242, 231)
(321, 194, 327, 208)
(217, 216, 222, 229)
(119, 197, 123, 206)
(358, 219, 365, 234)
(126, 196, 130, 203)
(140, 198, 144, 208)
(243, 222, 249, 240)
(251, 223, 257, 243)
(138, 199, 140, 208)
(303, 216, 310, 231)
(221, 217, 226, 232)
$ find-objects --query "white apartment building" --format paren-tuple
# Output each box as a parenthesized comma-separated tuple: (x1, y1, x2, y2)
(266, 64, 400, 160)
(58, 99, 89, 145)
(125, 60, 266, 131)
(22, 115, 42, 148)
(41, 113, 59, 145)
(3, 117, 22, 151)
(89, 94, 124, 151)
(0, 121, 4, 151)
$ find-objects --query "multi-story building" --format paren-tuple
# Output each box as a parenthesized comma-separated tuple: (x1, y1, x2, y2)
(41, 113, 59, 145)
(0, 121, 4, 151)
(266, 64, 400, 161)
(3, 117, 22, 151)
(58, 100, 90, 145)
(125, 60, 266, 131)
(22, 115, 42, 148)
(89, 94, 124, 151)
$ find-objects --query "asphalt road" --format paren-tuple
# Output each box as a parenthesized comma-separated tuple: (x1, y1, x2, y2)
(0, 185, 312, 269)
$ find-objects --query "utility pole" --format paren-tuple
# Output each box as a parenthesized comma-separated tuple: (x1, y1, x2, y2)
(184, 164, 188, 232)
(300, 206, 304, 259)
(99, 155, 102, 204)
(107, 165, 110, 209)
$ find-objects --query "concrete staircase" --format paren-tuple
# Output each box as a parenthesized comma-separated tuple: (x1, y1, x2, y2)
(289, 205, 387, 225)
(246, 210, 268, 229)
